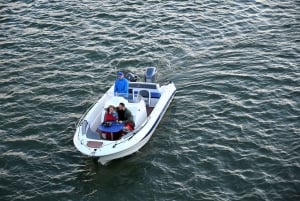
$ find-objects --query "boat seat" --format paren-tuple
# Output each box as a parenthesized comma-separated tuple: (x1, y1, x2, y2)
(139, 89, 151, 106)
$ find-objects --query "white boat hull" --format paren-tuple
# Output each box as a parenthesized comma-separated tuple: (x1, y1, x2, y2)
(73, 78, 176, 165)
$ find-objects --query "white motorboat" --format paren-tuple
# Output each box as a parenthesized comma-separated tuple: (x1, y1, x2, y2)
(73, 67, 176, 164)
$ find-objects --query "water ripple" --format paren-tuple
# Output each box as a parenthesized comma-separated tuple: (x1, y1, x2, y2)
(1, 0, 300, 200)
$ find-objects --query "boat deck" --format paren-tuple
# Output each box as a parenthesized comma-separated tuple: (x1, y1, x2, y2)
(147, 107, 154, 116)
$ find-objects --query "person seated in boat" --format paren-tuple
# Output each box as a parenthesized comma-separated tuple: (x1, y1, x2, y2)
(114, 71, 129, 97)
(104, 105, 118, 122)
(100, 105, 118, 140)
(117, 102, 135, 132)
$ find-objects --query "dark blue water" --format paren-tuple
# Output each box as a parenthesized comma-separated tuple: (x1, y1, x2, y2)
(1, 0, 299, 200)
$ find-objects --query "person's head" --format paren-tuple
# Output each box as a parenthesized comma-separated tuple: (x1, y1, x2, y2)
(117, 71, 124, 79)
(118, 102, 125, 110)
(107, 105, 115, 113)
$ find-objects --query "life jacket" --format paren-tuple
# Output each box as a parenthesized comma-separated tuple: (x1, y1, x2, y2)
(104, 112, 118, 122)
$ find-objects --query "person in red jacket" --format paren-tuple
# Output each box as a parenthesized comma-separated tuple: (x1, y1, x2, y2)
(104, 105, 118, 122)
(100, 105, 119, 140)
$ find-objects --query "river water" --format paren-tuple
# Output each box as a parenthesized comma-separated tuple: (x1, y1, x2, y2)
(1, 0, 299, 200)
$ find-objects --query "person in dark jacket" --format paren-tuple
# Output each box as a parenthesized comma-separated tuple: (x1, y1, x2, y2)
(117, 102, 135, 131)
(114, 71, 129, 97)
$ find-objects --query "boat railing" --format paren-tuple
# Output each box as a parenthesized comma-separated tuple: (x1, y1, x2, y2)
(104, 91, 146, 104)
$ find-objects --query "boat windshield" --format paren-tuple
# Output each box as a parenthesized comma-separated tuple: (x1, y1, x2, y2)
(104, 92, 144, 105)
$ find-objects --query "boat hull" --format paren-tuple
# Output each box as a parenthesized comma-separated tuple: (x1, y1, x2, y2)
(73, 81, 176, 164)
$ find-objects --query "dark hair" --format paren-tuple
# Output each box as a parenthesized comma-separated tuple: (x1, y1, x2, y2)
(119, 102, 125, 107)
(107, 105, 115, 112)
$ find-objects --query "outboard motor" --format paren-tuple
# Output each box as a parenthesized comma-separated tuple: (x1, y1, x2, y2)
(125, 72, 138, 82)
(144, 67, 157, 83)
